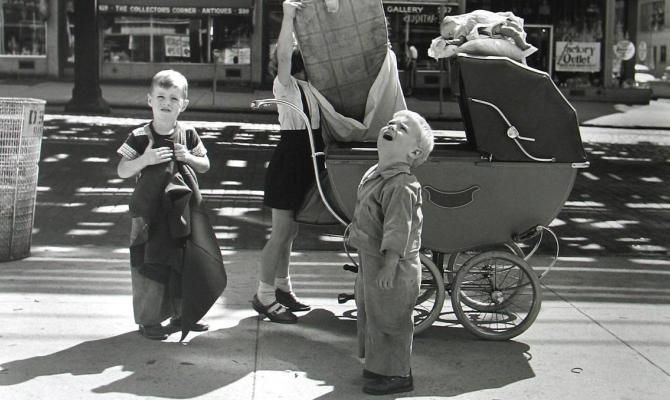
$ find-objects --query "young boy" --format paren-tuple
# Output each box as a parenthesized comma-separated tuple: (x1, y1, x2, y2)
(347, 109, 434, 395)
(117, 70, 211, 340)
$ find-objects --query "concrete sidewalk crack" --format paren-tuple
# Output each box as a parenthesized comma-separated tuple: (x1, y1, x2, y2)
(251, 316, 261, 400)
(542, 283, 670, 378)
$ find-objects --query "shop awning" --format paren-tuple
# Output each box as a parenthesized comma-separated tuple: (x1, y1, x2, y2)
(98, 0, 253, 16)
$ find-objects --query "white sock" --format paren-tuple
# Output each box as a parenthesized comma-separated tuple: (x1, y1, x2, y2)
(275, 276, 293, 293)
(256, 281, 275, 305)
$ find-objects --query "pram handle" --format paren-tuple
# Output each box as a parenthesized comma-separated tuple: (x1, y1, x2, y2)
(250, 98, 348, 226)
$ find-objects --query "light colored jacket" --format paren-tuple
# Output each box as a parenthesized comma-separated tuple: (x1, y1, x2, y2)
(347, 164, 423, 258)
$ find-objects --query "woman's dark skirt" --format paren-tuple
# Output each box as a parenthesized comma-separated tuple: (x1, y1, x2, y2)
(264, 128, 324, 211)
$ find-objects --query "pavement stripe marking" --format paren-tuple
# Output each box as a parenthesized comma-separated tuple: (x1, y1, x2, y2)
(601, 156, 653, 162)
(536, 266, 670, 275)
(581, 171, 600, 180)
(545, 285, 670, 294)
(18, 258, 350, 267)
(20, 257, 128, 263)
(564, 200, 605, 207)
(625, 202, 670, 209)
(542, 292, 670, 301)
(11, 259, 670, 276)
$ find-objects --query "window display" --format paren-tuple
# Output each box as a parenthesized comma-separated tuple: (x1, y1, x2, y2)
(466, 0, 606, 87)
(384, 3, 458, 71)
(0, 0, 47, 56)
(101, 13, 251, 64)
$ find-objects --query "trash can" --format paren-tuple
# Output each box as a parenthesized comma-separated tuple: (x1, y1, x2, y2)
(0, 98, 46, 261)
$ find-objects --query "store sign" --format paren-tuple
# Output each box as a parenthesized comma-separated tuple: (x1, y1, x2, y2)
(384, 2, 459, 25)
(22, 104, 44, 139)
(613, 40, 635, 61)
(165, 36, 190, 58)
(555, 41, 601, 72)
(638, 41, 647, 62)
(98, 4, 251, 16)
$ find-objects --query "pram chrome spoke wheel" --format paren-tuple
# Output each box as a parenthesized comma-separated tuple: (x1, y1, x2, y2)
(414, 253, 445, 335)
(446, 242, 523, 281)
(447, 243, 524, 309)
(451, 251, 541, 341)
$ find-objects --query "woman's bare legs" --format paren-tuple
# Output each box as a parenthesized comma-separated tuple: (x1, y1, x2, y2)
(260, 208, 298, 288)
(252, 208, 306, 323)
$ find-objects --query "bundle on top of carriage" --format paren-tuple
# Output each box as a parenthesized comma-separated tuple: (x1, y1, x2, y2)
(453, 54, 588, 164)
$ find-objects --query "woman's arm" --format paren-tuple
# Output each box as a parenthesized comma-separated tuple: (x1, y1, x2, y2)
(276, 0, 308, 86)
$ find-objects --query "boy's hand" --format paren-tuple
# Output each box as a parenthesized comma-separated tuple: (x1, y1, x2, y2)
(174, 143, 190, 163)
(142, 142, 173, 165)
(376, 250, 401, 289)
(376, 266, 397, 290)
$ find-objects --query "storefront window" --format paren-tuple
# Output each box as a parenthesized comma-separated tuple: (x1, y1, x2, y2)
(466, 0, 605, 87)
(640, 1, 665, 32)
(65, 0, 74, 63)
(211, 14, 251, 65)
(0, 0, 47, 56)
(102, 14, 250, 64)
(384, 2, 459, 70)
(264, 1, 282, 80)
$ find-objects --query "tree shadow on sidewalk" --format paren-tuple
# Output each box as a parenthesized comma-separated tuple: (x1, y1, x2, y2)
(0, 308, 535, 399)
(0, 318, 259, 398)
(301, 309, 536, 400)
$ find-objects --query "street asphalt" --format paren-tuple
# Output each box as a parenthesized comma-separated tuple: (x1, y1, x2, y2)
(0, 81, 669, 399)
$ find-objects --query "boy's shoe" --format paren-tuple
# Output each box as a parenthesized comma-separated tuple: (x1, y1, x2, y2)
(139, 324, 168, 341)
(169, 317, 209, 332)
(275, 289, 311, 312)
(362, 375, 414, 395)
(252, 295, 298, 324)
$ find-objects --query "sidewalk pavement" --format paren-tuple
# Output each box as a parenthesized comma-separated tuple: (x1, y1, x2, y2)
(2, 247, 670, 400)
(2, 79, 670, 129)
(1, 81, 669, 399)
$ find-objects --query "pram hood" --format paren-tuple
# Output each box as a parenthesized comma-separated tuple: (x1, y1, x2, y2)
(456, 54, 588, 163)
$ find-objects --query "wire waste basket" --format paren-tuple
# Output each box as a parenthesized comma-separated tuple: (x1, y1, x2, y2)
(0, 98, 46, 261)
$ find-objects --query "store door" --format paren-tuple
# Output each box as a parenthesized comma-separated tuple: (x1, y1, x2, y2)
(525, 24, 553, 76)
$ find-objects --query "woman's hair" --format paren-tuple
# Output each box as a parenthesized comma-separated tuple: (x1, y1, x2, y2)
(268, 46, 306, 77)
(291, 49, 306, 76)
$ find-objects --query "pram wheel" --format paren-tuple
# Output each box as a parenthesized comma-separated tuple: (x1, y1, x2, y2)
(447, 243, 524, 310)
(451, 251, 541, 341)
(446, 242, 524, 283)
(414, 253, 445, 335)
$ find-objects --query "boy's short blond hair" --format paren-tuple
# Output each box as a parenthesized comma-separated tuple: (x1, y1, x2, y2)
(150, 69, 189, 99)
(394, 109, 434, 167)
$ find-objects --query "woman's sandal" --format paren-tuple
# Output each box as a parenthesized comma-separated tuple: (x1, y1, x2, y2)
(252, 295, 298, 324)
(275, 288, 311, 312)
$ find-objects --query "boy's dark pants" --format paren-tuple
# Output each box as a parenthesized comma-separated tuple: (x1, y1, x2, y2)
(131, 268, 181, 326)
(355, 251, 421, 377)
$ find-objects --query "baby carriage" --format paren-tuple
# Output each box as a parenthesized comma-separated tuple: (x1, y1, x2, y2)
(252, 54, 589, 341)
